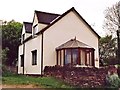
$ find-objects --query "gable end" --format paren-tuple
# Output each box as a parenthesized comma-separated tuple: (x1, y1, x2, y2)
(38, 7, 100, 39)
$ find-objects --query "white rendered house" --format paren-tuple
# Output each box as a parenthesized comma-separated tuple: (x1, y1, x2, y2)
(18, 7, 100, 75)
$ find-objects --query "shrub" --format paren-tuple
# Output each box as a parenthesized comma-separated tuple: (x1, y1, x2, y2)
(104, 58, 118, 65)
(106, 73, 120, 88)
(118, 65, 120, 77)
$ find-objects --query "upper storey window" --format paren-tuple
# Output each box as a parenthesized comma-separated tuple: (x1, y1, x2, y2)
(33, 24, 38, 35)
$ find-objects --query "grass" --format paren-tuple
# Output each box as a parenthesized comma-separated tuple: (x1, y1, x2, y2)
(2, 72, 72, 88)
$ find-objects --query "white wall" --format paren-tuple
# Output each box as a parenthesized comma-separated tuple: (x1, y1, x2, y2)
(18, 35, 42, 74)
(18, 44, 23, 74)
(38, 23, 47, 32)
(25, 33, 31, 39)
(22, 25, 25, 35)
(43, 11, 99, 68)
(32, 14, 38, 36)
(24, 35, 42, 74)
(33, 14, 38, 27)
(18, 12, 47, 74)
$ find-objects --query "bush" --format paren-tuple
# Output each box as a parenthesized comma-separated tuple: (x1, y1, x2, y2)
(2, 65, 17, 77)
(106, 73, 120, 88)
(118, 65, 120, 77)
(104, 58, 118, 65)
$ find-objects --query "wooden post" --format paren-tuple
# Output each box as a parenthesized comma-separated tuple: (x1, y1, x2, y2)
(71, 49, 73, 65)
(78, 49, 81, 65)
(89, 52, 90, 66)
(63, 49, 65, 65)
(60, 50, 61, 65)
(91, 49, 95, 67)
(56, 50, 58, 65)
(85, 50, 87, 65)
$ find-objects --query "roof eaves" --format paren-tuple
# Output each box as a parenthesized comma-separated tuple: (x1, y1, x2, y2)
(37, 21, 50, 25)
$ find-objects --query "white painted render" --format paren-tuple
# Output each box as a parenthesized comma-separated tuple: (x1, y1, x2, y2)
(18, 35, 42, 74)
(43, 11, 99, 68)
(24, 35, 42, 74)
(38, 23, 47, 32)
(22, 25, 25, 35)
(18, 44, 23, 74)
(33, 14, 38, 27)
(32, 13, 38, 36)
(25, 33, 31, 39)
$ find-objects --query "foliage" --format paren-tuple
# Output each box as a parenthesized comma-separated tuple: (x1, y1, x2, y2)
(0, 47, 9, 65)
(2, 73, 72, 88)
(2, 65, 15, 76)
(106, 73, 120, 88)
(118, 64, 120, 77)
(99, 35, 117, 65)
(103, 2, 119, 35)
(2, 20, 22, 66)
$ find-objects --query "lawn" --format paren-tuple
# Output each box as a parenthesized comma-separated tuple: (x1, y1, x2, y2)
(2, 72, 72, 88)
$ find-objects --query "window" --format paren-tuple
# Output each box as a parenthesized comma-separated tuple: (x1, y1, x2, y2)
(65, 49, 79, 65)
(33, 24, 38, 35)
(32, 50, 37, 65)
(20, 55, 24, 67)
(72, 49, 78, 65)
(65, 49, 71, 65)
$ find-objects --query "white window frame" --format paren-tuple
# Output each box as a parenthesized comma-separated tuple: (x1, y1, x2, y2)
(33, 24, 38, 35)
(31, 50, 37, 65)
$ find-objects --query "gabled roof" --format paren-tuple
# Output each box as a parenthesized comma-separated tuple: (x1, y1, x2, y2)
(35, 10, 60, 24)
(56, 37, 93, 50)
(24, 7, 100, 43)
(23, 22, 32, 33)
(39, 7, 100, 38)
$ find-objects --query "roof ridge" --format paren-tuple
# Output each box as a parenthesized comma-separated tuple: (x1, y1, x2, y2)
(35, 10, 61, 16)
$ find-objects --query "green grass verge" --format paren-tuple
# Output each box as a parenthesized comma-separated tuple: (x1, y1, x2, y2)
(2, 73, 72, 88)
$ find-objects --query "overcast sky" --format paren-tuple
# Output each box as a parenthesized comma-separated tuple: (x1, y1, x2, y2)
(0, 0, 119, 36)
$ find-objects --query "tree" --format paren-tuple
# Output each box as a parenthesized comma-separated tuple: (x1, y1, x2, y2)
(0, 47, 9, 65)
(99, 35, 117, 65)
(103, 2, 119, 35)
(2, 20, 22, 66)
